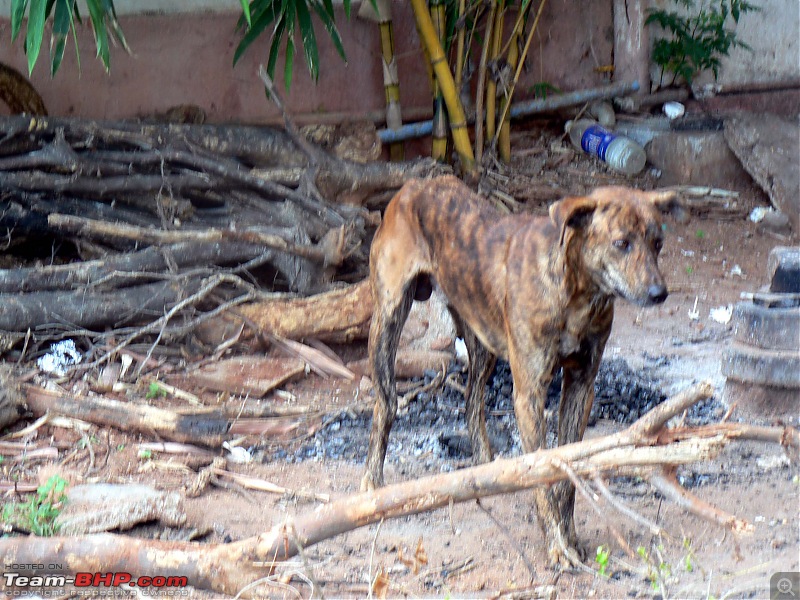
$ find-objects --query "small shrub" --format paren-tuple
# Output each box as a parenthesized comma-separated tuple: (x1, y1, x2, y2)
(646, 0, 759, 86)
(2, 474, 68, 536)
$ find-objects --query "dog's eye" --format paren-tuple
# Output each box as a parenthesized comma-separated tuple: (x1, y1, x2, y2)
(613, 239, 631, 253)
(654, 239, 664, 253)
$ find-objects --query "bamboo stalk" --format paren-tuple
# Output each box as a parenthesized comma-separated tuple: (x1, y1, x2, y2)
(363, 0, 405, 162)
(454, 0, 467, 94)
(485, 6, 505, 145)
(430, 0, 449, 162)
(493, 0, 548, 148)
(474, 0, 497, 164)
(410, 0, 475, 173)
(498, 21, 521, 162)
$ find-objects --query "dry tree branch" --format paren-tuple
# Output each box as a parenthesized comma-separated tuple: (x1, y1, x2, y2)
(3, 382, 797, 597)
(649, 468, 755, 535)
(591, 474, 664, 537)
(47, 214, 337, 265)
(553, 458, 634, 561)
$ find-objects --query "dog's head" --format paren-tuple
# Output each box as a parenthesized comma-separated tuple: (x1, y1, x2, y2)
(549, 187, 683, 307)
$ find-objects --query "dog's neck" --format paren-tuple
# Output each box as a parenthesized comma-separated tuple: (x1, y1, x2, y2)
(555, 228, 610, 305)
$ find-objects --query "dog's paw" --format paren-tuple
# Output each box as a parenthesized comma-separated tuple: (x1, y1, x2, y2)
(545, 527, 587, 571)
(547, 543, 586, 571)
(360, 471, 383, 492)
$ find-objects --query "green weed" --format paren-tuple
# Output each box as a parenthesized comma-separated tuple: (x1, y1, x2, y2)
(595, 544, 611, 578)
(2, 474, 68, 536)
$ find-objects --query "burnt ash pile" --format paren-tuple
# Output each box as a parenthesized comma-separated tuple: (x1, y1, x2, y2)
(272, 356, 729, 468)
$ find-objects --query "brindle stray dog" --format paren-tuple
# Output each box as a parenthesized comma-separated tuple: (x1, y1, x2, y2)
(362, 174, 681, 568)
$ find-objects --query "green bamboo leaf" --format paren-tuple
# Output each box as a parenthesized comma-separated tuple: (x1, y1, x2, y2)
(239, 0, 252, 26)
(100, 0, 130, 51)
(50, 0, 73, 75)
(342, 0, 351, 19)
(11, 0, 29, 41)
(294, 0, 318, 81)
(233, 1, 279, 65)
(266, 15, 287, 79)
(85, 0, 110, 71)
(279, 0, 294, 92)
(311, 1, 346, 62)
(284, 30, 295, 91)
(25, 0, 49, 74)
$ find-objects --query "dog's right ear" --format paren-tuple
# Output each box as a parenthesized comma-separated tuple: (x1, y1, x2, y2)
(549, 196, 597, 246)
(644, 189, 690, 224)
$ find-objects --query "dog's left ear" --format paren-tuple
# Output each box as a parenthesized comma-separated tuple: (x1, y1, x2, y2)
(549, 196, 598, 246)
(644, 190, 689, 224)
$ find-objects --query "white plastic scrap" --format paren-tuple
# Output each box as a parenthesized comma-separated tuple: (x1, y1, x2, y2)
(37, 339, 83, 376)
(223, 441, 252, 464)
(662, 101, 685, 119)
(454, 337, 468, 364)
(730, 264, 744, 277)
(709, 305, 733, 324)
(688, 297, 700, 321)
(749, 207, 767, 222)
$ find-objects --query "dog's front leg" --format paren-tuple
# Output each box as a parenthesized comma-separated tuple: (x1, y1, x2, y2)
(554, 324, 611, 554)
(509, 339, 584, 569)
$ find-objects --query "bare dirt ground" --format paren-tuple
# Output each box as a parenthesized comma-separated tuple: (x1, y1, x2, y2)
(3, 121, 798, 599)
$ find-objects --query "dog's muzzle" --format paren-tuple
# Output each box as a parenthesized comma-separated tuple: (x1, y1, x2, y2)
(647, 283, 668, 304)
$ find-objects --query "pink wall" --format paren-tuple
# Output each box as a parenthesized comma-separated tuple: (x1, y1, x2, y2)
(0, 1, 613, 124)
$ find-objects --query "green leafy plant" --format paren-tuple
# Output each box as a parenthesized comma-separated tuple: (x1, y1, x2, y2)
(646, 0, 759, 86)
(637, 544, 672, 594)
(2, 474, 68, 536)
(682, 536, 698, 573)
(10, 0, 131, 75)
(77, 435, 99, 450)
(9, 0, 355, 89)
(527, 81, 561, 100)
(234, 0, 354, 91)
(146, 381, 168, 400)
(595, 544, 611, 578)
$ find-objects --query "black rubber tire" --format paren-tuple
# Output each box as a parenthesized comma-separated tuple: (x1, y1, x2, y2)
(733, 302, 800, 351)
(722, 342, 800, 388)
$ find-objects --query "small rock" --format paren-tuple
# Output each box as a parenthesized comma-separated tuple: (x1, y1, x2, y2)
(56, 483, 185, 535)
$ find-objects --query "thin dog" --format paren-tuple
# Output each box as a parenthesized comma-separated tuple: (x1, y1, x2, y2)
(362, 175, 681, 568)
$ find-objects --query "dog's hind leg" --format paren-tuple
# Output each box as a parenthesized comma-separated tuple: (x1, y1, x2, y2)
(451, 311, 496, 463)
(361, 273, 415, 491)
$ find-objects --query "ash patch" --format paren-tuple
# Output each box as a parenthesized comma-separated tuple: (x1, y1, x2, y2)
(274, 357, 719, 467)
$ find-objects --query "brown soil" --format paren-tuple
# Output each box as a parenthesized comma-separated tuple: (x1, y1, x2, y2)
(2, 122, 798, 599)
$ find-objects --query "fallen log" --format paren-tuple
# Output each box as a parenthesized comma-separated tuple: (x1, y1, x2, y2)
(195, 279, 373, 345)
(0, 277, 205, 332)
(0, 241, 269, 294)
(24, 386, 230, 446)
(47, 214, 342, 265)
(0, 114, 437, 207)
(4, 383, 797, 597)
(167, 356, 306, 398)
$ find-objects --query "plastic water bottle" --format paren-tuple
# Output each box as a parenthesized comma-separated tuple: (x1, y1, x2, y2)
(588, 100, 616, 127)
(565, 119, 646, 176)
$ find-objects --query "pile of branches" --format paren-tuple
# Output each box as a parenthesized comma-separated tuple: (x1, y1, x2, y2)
(0, 109, 437, 359)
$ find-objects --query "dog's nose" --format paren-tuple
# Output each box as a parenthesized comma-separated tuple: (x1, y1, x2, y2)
(648, 284, 668, 304)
